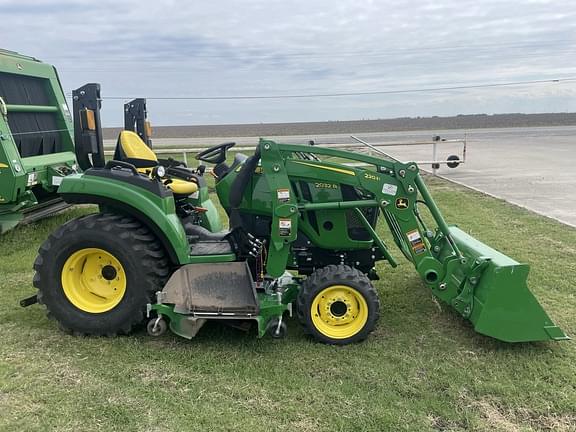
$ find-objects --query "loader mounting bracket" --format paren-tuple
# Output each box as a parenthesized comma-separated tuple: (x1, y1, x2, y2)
(451, 257, 491, 318)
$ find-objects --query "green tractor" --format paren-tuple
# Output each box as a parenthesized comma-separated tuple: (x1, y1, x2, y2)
(0, 49, 78, 233)
(25, 83, 567, 345)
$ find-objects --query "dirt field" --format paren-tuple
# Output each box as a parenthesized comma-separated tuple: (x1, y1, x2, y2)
(103, 112, 576, 139)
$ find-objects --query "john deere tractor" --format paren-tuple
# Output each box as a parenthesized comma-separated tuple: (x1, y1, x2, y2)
(26, 84, 567, 345)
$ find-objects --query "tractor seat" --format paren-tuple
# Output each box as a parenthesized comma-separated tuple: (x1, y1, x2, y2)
(114, 131, 198, 195)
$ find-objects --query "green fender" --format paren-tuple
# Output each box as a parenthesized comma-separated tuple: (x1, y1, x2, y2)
(58, 173, 190, 264)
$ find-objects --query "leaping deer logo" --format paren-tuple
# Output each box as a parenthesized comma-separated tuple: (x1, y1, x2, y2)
(395, 198, 409, 209)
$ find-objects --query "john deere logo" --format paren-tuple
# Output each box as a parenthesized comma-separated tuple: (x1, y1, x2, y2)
(395, 198, 409, 209)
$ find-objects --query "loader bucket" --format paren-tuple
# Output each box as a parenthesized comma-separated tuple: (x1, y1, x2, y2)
(448, 227, 568, 342)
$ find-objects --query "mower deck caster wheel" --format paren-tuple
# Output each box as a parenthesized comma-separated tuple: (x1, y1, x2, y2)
(147, 317, 167, 337)
(266, 318, 288, 339)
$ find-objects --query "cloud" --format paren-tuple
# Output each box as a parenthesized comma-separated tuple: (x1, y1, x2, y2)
(0, 0, 575, 124)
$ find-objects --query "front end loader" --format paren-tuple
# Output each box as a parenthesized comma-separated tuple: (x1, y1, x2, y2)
(27, 84, 567, 345)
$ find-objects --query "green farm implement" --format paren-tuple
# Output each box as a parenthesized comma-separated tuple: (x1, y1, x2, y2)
(23, 82, 567, 345)
(0, 49, 78, 233)
(0, 50, 155, 233)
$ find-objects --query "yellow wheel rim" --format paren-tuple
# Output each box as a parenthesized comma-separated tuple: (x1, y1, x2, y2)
(310, 285, 369, 339)
(61, 248, 127, 313)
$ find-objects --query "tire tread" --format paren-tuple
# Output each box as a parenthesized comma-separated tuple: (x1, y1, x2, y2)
(33, 212, 169, 336)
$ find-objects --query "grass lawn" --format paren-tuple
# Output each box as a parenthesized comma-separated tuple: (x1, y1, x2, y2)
(0, 177, 575, 432)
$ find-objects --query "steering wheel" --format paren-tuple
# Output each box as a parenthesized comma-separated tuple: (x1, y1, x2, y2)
(196, 142, 236, 164)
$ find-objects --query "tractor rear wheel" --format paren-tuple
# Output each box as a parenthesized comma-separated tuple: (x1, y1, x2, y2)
(33, 212, 170, 336)
(296, 264, 380, 345)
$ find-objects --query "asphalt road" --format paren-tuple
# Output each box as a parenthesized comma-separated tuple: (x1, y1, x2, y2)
(374, 126, 576, 227)
(105, 126, 576, 227)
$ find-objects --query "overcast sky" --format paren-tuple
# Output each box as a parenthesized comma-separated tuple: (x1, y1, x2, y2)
(1, 0, 576, 126)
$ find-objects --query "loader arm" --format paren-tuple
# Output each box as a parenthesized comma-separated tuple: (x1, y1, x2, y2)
(259, 139, 567, 342)
(261, 140, 459, 281)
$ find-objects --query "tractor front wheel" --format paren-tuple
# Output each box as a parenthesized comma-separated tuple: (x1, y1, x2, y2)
(297, 265, 380, 345)
(33, 212, 169, 336)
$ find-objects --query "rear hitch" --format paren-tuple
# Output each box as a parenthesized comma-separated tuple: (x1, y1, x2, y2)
(20, 294, 38, 308)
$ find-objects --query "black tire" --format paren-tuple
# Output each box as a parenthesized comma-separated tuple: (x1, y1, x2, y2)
(147, 317, 168, 337)
(296, 264, 380, 345)
(266, 317, 288, 339)
(33, 212, 170, 336)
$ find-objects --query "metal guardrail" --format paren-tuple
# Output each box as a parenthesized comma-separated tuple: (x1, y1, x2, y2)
(103, 136, 467, 175)
(349, 135, 466, 175)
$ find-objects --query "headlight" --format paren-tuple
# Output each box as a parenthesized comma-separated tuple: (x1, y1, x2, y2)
(156, 165, 166, 178)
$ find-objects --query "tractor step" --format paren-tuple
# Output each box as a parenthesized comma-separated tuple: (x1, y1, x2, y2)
(160, 261, 258, 315)
(189, 240, 233, 255)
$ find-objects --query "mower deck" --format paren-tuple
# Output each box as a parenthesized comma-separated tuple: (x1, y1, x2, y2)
(161, 262, 258, 315)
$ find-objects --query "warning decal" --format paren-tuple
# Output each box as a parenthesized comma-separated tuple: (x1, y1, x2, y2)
(407, 229, 426, 255)
(382, 183, 398, 196)
(279, 219, 292, 236)
(277, 188, 290, 203)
